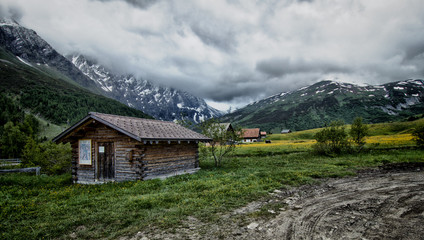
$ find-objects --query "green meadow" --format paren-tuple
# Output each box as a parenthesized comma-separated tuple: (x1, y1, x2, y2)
(1, 119, 423, 239)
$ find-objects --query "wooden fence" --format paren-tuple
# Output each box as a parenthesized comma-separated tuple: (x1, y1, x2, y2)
(0, 167, 41, 176)
(0, 158, 22, 166)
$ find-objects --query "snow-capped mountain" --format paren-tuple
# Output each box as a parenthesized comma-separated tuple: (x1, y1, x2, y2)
(221, 79, 424, 132)
(0, 18, 101, 93)
(70, 54, 222, 122)
(0, 19, 151, 125)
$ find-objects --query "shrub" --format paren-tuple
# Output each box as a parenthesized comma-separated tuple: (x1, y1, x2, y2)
(350, 117, 368, 150)
(412, 123, 424, 148)
(22, 139, 71, 175)
(313, 120, 351, 155)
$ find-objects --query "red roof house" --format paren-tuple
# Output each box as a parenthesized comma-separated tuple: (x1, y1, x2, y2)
(241, 128, 261, 143)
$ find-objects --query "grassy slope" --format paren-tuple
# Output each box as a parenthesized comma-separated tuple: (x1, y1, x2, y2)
(35, 114, 65, 140)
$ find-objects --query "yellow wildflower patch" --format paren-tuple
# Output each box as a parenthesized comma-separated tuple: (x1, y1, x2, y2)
(236, 133, 414, 151)
(365, 134, 414, 146)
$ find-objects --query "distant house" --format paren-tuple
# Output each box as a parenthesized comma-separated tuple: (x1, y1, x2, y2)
(281, 129, 291, 134)
(205, 123, 235, 146)
(260, 131, 267, 138)
(242, 128, 261, 143)
(218, 123, 234, 134)
(53, 112, 211, 184)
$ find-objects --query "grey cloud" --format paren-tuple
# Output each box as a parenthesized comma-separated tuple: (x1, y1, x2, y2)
(255, 57, 349, 78)
(124, 0, 159, 8)
(190, 23, 237, 53)
(0, 4, 23, 21)
(404, 42, 424, 61)
(94, 0, 159, 9)
(202, 81, 260, 102)
(197, 71, 263, 102)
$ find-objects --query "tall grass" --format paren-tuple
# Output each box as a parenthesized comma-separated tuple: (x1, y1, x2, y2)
(1, 148, 423, 239)
(1, 119, 423, 239)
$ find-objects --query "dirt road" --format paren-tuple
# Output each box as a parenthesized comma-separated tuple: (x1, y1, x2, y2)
(127, 163, 424, 240)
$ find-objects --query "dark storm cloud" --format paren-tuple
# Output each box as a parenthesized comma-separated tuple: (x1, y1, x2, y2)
(95, 0, 159, 9)
(190, 23, 237, 53)
(404, 42, 424, 61)
(0, 4, 23, 21)
(255, 58, 349, 78)
(202, 75, 261, 102)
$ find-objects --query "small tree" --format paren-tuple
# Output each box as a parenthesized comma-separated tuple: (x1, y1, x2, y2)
(350, 117, 368, 149)
(412, 123, 424, 148)
(313, 120, 351, 155)
(198, 119, 243, 167)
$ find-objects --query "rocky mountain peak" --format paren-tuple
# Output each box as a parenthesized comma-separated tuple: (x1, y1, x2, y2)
(69, 54, 223, 123)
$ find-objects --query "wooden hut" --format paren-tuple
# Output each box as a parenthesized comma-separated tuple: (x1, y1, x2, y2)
(53, 112, 211, 184)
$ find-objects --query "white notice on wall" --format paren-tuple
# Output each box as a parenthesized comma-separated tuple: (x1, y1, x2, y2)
(99, 146, 105, 153)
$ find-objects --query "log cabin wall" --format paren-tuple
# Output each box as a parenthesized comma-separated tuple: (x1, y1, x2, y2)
(67, 121, 200, 184)
(142, 141, 199, 179)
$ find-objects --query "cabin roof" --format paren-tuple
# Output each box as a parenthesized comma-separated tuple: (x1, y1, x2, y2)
(242, 128, 261, 138)
(53, 112, 211, 143)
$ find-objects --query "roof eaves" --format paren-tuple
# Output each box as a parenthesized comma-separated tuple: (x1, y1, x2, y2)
(90, 115, 142, 142)
(52, 115, 92, 143)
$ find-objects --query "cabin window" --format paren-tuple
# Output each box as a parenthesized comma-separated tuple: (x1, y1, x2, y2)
(79, 139, 92, 165)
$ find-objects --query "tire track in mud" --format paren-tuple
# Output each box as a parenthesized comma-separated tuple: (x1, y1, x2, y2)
(246, 169, 424, 240)
(125, 164, 424, 240)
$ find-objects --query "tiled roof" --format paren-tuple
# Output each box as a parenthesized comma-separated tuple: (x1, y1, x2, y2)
(54, 112, 211, 142)
(242, 128, 260, 138)
(260, 131, 267, 135)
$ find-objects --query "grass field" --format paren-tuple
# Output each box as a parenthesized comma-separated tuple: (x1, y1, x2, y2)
(1, 120, 423, 239)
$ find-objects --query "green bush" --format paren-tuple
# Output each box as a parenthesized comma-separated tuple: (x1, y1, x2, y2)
(22, 139, 71, 175)
(313, 120, 351, 155)
(350, 117, 368, 150)
(412, 123, 424, 148)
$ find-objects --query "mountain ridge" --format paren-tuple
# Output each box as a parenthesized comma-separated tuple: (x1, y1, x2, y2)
(221, 79, 424, 132)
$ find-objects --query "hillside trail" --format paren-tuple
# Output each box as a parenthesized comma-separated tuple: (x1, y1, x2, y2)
(125, 163, 424, 240)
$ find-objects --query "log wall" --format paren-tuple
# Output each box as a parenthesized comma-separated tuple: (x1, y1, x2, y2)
(142, 141, 199, 179)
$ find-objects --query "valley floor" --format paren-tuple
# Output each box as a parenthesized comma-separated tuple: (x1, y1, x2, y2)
(126, 163, 424, 240)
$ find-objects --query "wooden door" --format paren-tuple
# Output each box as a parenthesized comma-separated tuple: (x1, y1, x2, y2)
(97, 142, 115, 180)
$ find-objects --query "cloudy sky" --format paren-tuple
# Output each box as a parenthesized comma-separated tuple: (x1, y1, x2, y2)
(1, 0, 424, 111)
